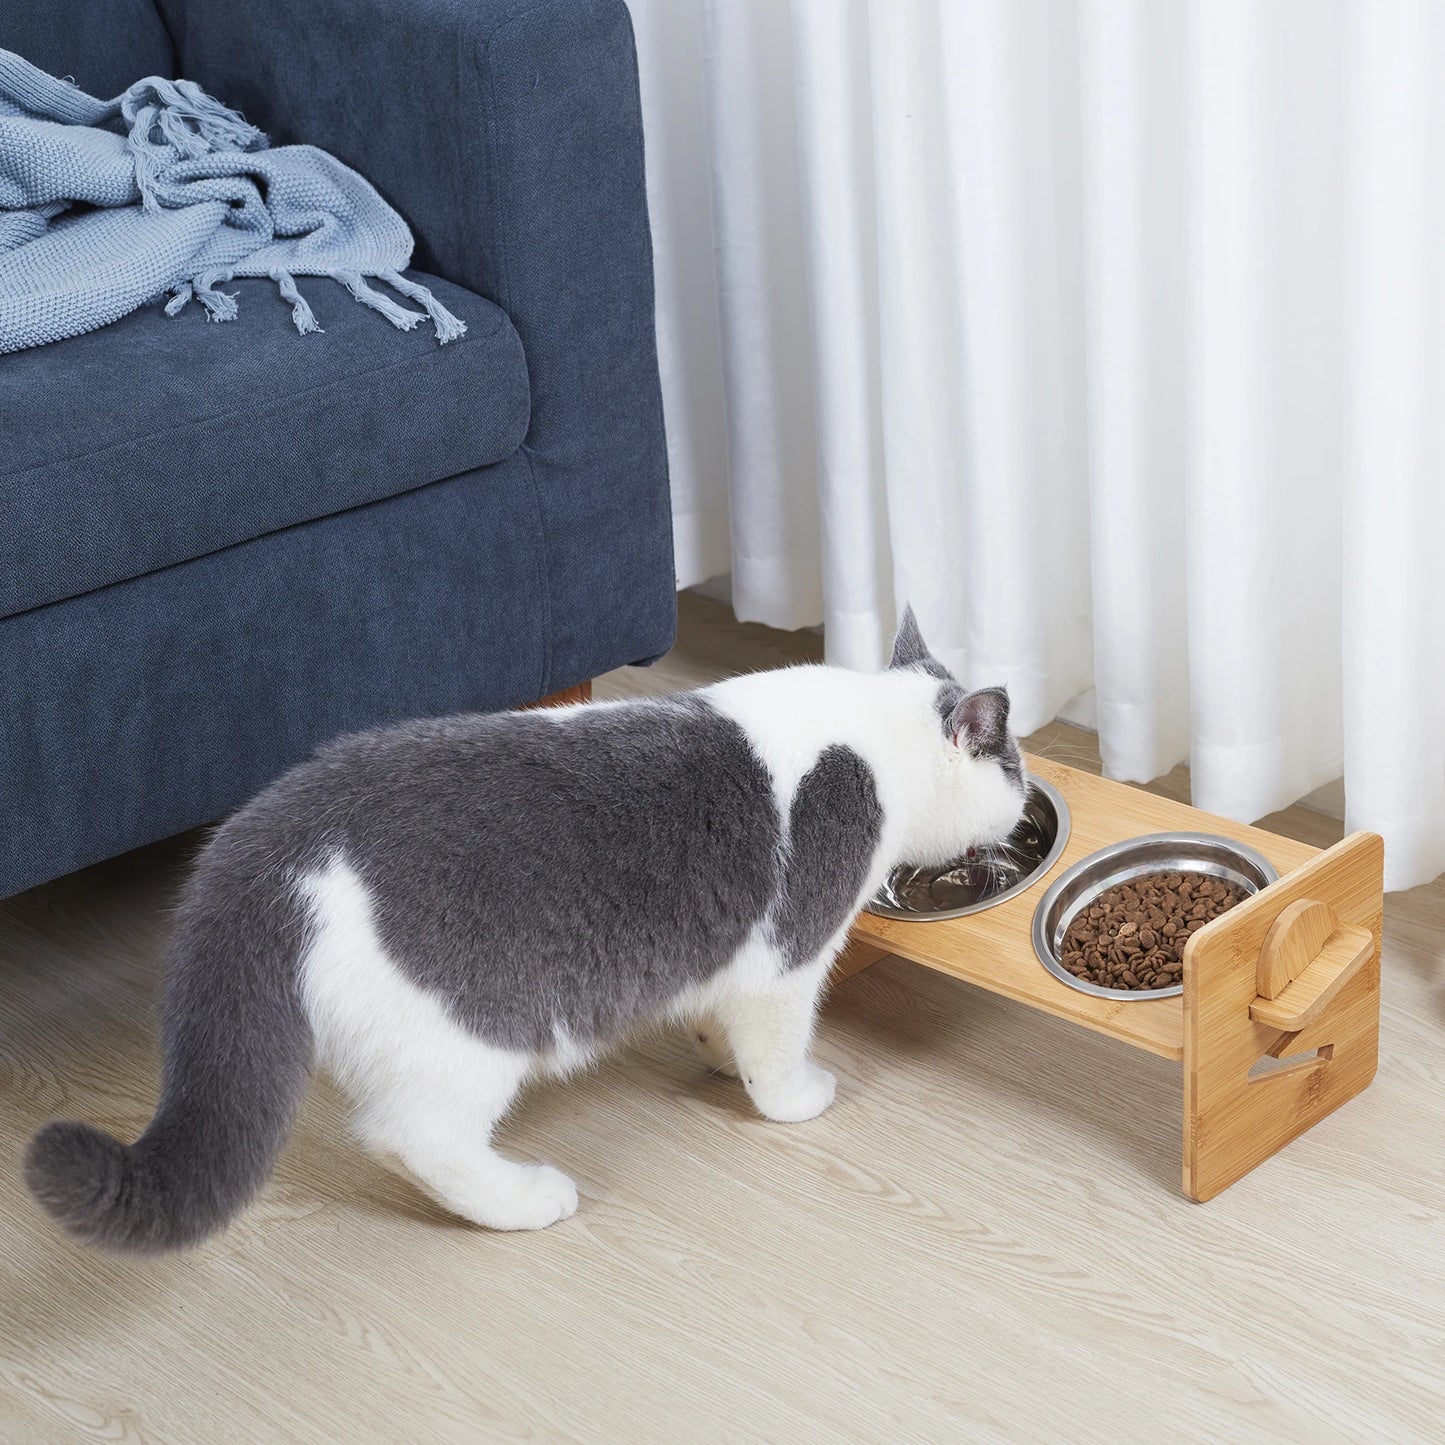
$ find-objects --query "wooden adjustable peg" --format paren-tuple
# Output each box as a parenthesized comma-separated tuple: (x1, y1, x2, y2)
(1250, 898, 1373, 1033)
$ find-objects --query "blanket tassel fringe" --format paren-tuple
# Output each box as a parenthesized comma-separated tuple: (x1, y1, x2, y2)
(335, 269, 425, 332)
(194, 271, 238, 323)
(165, 269, 466, 344)
(377, 270, 468, 344)
(274, 270, 323, 336)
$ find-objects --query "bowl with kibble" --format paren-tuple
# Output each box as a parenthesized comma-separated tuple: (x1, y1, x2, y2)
(1031, 833, 1278, 999)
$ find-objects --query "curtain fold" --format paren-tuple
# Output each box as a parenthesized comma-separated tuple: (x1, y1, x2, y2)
(627, 0, 1445, 891)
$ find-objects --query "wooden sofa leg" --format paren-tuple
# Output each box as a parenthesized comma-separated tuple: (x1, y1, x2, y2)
(525, 680, 593, 709)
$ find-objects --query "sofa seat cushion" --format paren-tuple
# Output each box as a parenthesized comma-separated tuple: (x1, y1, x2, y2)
(0, 271, 530, 618)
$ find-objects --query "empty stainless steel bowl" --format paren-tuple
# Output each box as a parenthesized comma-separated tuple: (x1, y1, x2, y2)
(1031, 832, 1278, 1000)
(865, 777, 1070, 921)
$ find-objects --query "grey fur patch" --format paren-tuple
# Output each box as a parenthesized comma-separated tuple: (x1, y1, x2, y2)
(768, 746, 883, 966)
(889, 605, 951, 680)
(314, 695, 783, 1051)
(936, 680, 966, 731)
(25, 815, 315, 1254)
(999, 746, 1025, 790)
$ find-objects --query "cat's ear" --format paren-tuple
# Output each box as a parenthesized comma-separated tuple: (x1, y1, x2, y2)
(889, 605, 935, 671)
(946, 686, 1011, 754)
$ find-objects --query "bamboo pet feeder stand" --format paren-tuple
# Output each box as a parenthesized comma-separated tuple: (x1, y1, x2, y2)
(837, 755, 1384, 1201)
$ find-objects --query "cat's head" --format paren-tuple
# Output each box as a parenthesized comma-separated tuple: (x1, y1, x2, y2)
(888, 607, 1028, 865)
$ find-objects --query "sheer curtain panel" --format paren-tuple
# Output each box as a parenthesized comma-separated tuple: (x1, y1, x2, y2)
(627, 0, 1445, 891)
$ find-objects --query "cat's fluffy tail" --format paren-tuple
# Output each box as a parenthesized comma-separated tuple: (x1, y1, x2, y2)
(26, 834, 314, 1254)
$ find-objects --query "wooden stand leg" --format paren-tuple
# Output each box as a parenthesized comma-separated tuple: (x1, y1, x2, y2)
(525, 680, 593, 709)
(1183, 832, 1383, 1201)
(832, 939, 890, 983)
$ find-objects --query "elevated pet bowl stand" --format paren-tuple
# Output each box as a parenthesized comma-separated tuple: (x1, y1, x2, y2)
(837, 756, 1384, 1201)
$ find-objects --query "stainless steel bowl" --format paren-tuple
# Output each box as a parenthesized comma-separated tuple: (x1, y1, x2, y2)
(865, 777, 1070, 921)
(1031, 832, 1278, 1000)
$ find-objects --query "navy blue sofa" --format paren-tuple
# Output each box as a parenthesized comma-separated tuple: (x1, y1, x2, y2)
(0, 0, 676, 899)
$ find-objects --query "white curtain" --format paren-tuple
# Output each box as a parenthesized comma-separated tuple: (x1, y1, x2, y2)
(628, 0, 1445, 893)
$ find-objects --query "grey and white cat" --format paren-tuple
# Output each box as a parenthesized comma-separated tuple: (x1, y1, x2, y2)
(26, 609, 1026, 1252)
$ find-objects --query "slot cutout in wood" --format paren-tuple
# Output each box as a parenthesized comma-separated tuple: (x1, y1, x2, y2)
(1248, 1043, 1334, 1082)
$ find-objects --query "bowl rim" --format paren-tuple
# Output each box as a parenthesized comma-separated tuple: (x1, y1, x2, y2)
(863, 775, 1072, 922)
(1030, 831, 1279, 1001)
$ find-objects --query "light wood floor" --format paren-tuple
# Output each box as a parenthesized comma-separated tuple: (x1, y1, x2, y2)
(3, 594, 1442, 1443)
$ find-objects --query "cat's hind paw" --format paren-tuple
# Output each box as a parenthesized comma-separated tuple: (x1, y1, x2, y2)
(749, 1064, 836, 1124)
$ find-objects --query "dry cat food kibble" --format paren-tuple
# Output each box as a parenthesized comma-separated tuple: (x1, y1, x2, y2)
(1059, 871, 1249, 991)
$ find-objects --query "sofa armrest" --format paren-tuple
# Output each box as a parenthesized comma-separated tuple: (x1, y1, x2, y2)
(158, 0, 676, 688)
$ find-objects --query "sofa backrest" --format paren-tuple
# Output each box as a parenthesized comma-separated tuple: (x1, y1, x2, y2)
(4, 0, 175, 96)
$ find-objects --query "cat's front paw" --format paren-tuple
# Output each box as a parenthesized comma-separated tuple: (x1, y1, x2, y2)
(748, 1064, 837, 1123)
(481, 1164, 579, 1231)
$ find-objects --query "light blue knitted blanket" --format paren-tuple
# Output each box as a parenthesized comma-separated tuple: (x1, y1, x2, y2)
(0, 49, 465, 353)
